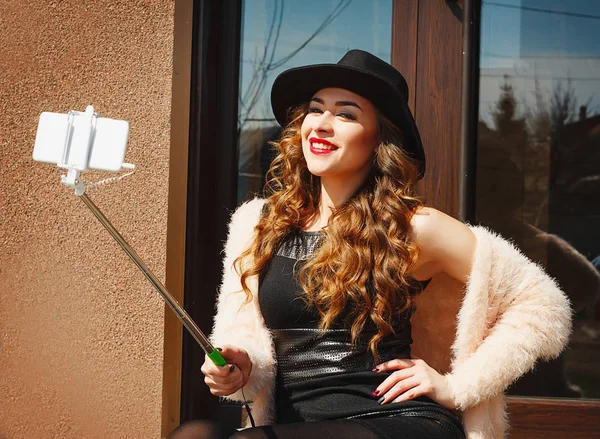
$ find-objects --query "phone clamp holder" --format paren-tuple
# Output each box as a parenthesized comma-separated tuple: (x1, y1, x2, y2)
(57, 105, 135, 196)
(58, 106, 95, 195)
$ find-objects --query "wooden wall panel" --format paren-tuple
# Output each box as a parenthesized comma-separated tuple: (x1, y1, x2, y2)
(391, 0, 418, 113)
(414, 0, 463, 217)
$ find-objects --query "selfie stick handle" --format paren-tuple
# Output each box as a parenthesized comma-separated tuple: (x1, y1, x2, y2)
(78, 192, 227, 367)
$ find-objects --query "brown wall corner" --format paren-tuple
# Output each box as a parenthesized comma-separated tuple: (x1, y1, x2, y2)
(0, 1, 175, 438)
(162, 0, 194, 436)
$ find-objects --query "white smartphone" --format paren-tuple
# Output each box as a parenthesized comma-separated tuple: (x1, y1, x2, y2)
(33, 110, 129, 172)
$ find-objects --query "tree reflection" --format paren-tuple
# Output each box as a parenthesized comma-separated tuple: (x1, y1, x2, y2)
(477, 76, 600, 398)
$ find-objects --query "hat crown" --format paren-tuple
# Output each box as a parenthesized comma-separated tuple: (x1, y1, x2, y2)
(337, 50, 409, 101)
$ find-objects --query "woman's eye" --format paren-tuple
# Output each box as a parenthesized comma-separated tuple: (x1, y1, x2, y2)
(308, 107, 323, 114)
(337, 112, 356, 120)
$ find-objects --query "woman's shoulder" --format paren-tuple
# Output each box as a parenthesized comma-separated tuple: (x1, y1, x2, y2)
(230, 198, 266, 221)
(226, 198, 266, 234)
(408, 206, 476, 282)
(408, 206, 461, 241)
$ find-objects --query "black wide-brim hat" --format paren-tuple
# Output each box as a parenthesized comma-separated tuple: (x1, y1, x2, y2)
(271, 49, 426, 178)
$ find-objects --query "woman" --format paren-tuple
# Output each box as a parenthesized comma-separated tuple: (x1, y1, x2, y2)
(168, 50, 571, 439)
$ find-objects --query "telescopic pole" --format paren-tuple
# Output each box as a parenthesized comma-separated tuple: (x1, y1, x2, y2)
(78, 192, 227, 367)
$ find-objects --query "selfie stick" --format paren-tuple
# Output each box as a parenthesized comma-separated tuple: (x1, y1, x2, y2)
(56, 107, 227, 367)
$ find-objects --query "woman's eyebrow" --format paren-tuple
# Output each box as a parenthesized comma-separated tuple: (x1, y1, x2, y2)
(310, 97, 363, 111)
(336, 100, 362, 111)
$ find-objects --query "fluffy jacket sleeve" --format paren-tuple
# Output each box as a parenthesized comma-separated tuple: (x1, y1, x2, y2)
(210, 198, 275, 404)
(445, 226, 572, 437)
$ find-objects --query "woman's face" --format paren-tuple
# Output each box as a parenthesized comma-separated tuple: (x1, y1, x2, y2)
(301, 88, 378, 185)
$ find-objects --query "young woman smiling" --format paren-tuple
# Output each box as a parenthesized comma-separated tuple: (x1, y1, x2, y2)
(167, 50, 571, 439)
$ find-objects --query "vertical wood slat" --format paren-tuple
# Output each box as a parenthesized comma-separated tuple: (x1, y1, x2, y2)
(414, 0, 463, 218)
(162, 0, 193, 436)
(391, 0, 418, 113)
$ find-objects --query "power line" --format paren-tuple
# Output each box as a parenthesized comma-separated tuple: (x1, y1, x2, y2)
(481, 52, 600, 60)
(480, 72, 600, 82)
(485, 2, 600, 21)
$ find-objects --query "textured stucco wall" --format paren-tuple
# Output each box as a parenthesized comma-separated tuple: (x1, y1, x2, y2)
(0, 1, 174, 438)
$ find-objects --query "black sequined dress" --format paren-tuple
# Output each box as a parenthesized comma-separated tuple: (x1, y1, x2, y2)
(258, 230, 464, 435)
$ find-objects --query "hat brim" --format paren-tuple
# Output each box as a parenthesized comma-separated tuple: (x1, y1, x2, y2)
(270, 63, 425, 177)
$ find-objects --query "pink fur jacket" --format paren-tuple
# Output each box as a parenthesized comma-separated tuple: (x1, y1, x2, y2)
(211, 198, 572, 439)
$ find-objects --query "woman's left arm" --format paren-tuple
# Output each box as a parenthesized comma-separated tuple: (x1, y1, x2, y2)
(374, 208, 572, 410)
(373, 207, 476, 408)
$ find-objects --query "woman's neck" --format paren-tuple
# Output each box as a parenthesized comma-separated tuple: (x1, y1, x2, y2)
(304, 177, 364, 231)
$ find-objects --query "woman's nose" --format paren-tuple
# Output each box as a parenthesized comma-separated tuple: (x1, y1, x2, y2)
(313, 111, 333, 133)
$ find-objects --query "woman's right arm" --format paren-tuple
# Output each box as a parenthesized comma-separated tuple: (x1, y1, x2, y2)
(207, 198, 276, 402)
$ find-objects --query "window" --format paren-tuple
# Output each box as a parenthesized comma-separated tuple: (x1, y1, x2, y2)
(477, 0, 600, 399)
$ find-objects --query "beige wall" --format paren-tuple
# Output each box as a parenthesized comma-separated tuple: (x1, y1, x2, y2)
(0, 1, 175, 438)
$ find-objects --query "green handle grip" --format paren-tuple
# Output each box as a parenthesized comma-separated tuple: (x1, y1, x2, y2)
(207, 348, 227, 367)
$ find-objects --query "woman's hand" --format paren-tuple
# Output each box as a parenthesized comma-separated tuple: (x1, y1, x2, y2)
(372, 358, 456, 410)
(201, 345, 252, 396)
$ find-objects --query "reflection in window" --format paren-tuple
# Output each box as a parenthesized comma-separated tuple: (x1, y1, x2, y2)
(237, 0, 392, 202)
(477, 1, 600, 399)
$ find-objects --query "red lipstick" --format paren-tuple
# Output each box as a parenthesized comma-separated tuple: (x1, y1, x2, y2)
(309, 137, 338, 155)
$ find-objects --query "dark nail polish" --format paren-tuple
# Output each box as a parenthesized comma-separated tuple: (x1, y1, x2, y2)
(377, 396, 385, 405)
(372, 390, 380, 397)
(372, 367, 379, 372)
(229, 364, 236, 372)
(216, 347, 223, 351)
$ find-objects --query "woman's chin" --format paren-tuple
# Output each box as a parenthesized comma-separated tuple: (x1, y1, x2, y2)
(305, 166, 328, 178)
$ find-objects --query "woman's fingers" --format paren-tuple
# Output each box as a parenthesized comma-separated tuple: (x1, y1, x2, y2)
(372, 358, 456, 410)
(201, 355, 236, 376)
(390, 383, 428, 404)
(373, 367, 415, 397)
(204, 375, 243, 395)
(204, 367, 244, 396)
(377, 376, 421, 404)
(202, 345, 252, 384)
(205, 367, 238, 385)
(372, 358, 429, 405)
(201, 346, 248, 396)
(205, 377, 244, 396)
(374, 358, 415, 372)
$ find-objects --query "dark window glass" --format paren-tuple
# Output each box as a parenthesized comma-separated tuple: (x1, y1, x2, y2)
(477, 0, 600, 399)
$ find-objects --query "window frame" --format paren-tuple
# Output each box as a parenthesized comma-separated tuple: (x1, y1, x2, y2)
(164, 0, 600, 435)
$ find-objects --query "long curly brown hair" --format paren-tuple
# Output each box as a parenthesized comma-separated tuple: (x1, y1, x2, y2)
(234, 104, 424, 359)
